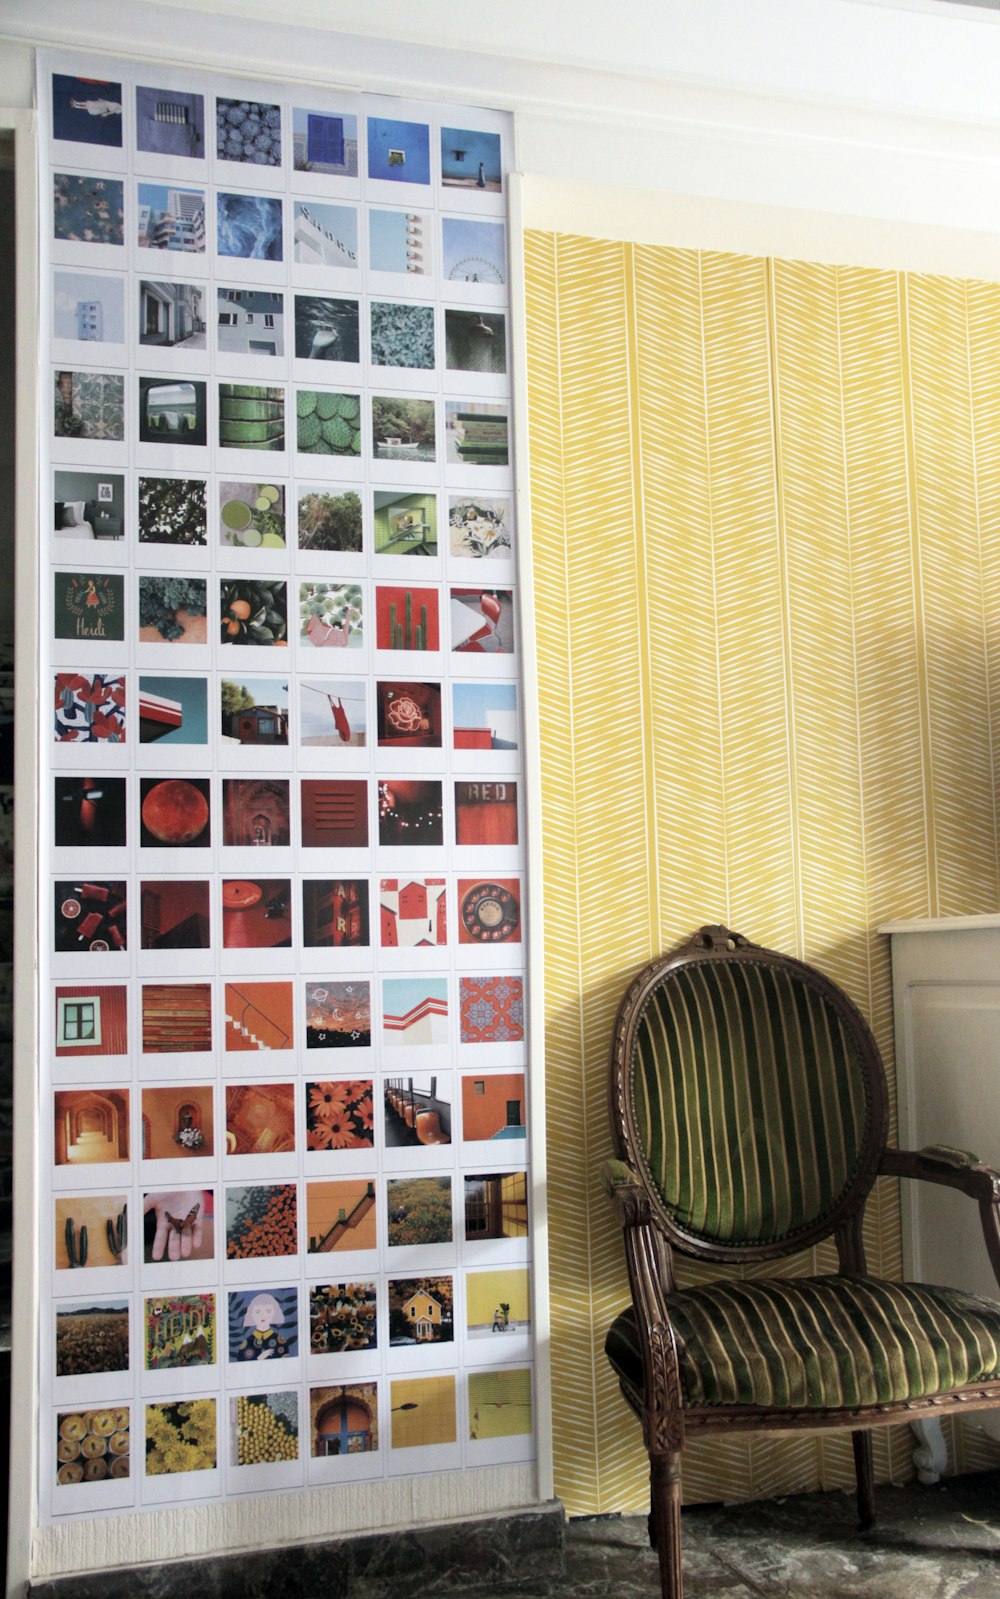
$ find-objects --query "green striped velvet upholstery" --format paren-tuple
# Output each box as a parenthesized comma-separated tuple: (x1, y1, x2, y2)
(632, 961, 870, 1245)
(606, 1276, 1000, 1410)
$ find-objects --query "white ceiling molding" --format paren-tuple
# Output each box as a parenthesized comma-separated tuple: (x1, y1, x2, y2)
(6, 0, 1000, 233)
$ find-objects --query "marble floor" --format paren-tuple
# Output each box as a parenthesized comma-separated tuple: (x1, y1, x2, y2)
(447, 1473, 1000, 1599)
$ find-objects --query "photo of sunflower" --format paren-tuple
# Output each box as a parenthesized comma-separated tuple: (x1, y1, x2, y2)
(305, 1080, 373, 1152)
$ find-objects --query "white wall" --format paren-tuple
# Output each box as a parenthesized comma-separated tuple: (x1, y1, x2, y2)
(5, 0, 1000, 236)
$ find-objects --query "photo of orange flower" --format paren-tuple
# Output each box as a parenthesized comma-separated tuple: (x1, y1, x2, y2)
(305, 1080, 373, 1152)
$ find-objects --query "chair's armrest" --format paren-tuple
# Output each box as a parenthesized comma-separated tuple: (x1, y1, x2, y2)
(880, 1145, 1000, 1202)
(881, 1146, 1000, 1293)
(601, 1158, 653, 1226)
(600, 1161, 684, 1438)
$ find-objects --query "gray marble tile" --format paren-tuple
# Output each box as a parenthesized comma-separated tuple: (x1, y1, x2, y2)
(28, 1475, 1000, 1599)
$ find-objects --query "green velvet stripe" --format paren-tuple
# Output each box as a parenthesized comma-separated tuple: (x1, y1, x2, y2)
(631, 962, 868, 1243)
(605, 1276, 1000, 1409)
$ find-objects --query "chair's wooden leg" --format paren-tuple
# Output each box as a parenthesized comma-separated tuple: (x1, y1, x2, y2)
(649, 1450, 684, 1599)
(852, 1429, 875, 1531)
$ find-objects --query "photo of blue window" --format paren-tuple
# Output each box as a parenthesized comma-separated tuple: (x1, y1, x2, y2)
(441, 128, 501, 193)
(293, 108, 358, 176)
(367, 117, 430, 185)
(136, 86, 205, 159)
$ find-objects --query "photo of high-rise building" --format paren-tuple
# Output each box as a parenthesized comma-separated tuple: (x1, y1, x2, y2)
(137, 183, 206, 253)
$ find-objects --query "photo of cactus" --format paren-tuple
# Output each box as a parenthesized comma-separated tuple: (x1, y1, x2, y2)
(296, 390, 361, 456)
(374, 586, 440, 651)
(55, 1195, 129, 1271)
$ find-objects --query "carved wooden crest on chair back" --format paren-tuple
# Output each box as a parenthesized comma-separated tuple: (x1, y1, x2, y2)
(610, 925, 890, 1263)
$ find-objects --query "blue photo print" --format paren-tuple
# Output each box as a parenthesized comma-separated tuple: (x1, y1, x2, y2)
(138, 674, 209, 746)
(216, 98, 282, 166)
(54, 174, 124, 247)
(53, 271, 125, 345)
(52, 74, 123, 148)
(369, 209, 428, 277)
(442, 218, 506, 285)
(293, 108, 359, 177)
(292, 201, 358, 269)
(228, 1286, 299, 1363)
(441, 128, 501, 193)
(217, 192, 283, 262)
(138, 184, 206, 253)
(367, 117, 430, 185)
(136, 86, 205, 159)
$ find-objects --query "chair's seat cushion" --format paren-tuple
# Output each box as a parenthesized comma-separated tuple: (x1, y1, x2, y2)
(606, 1275, 1000, 1411)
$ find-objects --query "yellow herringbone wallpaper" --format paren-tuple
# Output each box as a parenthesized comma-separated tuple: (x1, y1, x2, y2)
(524, 232, 1000, 1514)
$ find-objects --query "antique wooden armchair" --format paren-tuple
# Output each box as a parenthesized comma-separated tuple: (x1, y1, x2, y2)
(603, 925, 1000, 1599)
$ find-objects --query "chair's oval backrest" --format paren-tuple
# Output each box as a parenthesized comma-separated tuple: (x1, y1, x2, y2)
(612, 929, 889, 1258)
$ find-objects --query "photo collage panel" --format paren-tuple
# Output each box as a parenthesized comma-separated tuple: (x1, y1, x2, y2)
(41, 50, 530, 1520)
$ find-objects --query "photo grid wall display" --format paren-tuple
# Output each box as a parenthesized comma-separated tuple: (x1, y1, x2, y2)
(40, 52, 529, 1521)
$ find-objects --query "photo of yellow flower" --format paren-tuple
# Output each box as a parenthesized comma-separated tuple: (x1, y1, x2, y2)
(145, 1398, 216, 1475)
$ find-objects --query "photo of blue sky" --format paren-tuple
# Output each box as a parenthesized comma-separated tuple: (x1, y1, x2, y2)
(53, 271, 125, 343)
(293, 201, 358, 267)
(139, 674, 209, 745)
(452, 682, 518, 750)
(382, 975, 448, 1017)
(300, 679, 367, 744)
(367, 117, 430, 185)
(369, 208, 426, 275)
(441, 128, 502, 191)
(441, 218, 506, 284)
(138, 181, 203, 212)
